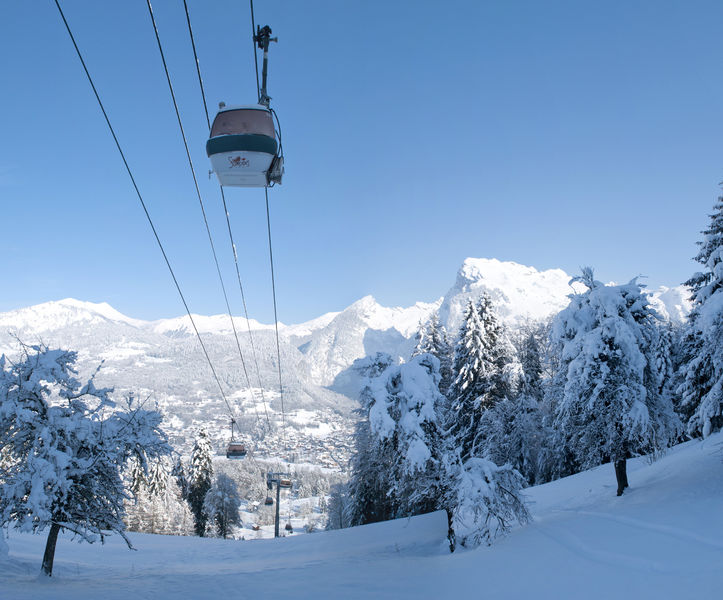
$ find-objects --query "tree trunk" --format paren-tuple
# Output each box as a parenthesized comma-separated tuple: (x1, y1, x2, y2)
(446, 508, 456, 553)
(41, 522, 61, 577)
(614, 458, 628, 496)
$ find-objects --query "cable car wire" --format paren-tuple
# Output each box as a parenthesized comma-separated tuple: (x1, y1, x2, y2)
(264, 187, 287, 442)
(249, 0, 286, 447)
(182, 0, 273, 433)
(248, 0, 288, 448)
(145, 0, 262, 431)
(220, 190, 273, 431)
(182, 0, 211, 129)
(52, 0, 237, 423)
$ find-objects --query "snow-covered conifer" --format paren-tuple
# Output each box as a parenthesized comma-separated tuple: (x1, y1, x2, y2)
(651, 322, 678, 411)
(124, 456, 185, 535)
(346, 353, 399, 526)
(366, 353, 447, 518)
(475, 325, 547, 484)
(678, 195, 723, 436)
(347, 350, 529, 549)
(128, 455, 148, 497)
(187, 429, 214, 536)
(204, 473, 242, 538)
(147, 458, 167, 497)
(516, 327, 544, 401)
(172, 456, 189, 500)
(412, 314, 454, 393)
(552, 269, 679, 494)
(447, 456, 530, 548)
(0, 343, 170, 576)
(325, 483, 353, 530)
(448, 295, 513, 460)
(477, 394, 542, 484)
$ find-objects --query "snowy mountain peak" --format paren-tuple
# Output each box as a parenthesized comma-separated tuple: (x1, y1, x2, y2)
(0, 298, 146, 334)
(647, 285, 691, 325)
(57, 298, 148, 326)
(348, 295, 379, 312)
(456, 258, 575, 293)
(440, 258, 581, 333)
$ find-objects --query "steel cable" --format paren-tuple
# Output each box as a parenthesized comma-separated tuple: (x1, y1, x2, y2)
(146, 0, 261, 429)
(182, 0, 273, 434)
(53, 0, 236, 421)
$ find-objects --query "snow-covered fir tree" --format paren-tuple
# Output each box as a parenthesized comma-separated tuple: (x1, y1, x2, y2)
(448, 295, 513, 460)
(412, 314, 454, 394)
(677, 194, 723, 437)
(447, 455, 530, 548)
(0, 343, 170, 576)
(147, 457, 167, 498)
(551, 269, 679, 495)
(124, 456, 148, 532)
(124, 456, 193, 536)
(172, 455, 189, 500)
(516, 325, 545, 402)
(204, 473, 242, 538)
(365, 353, 447, 519)
(532, 318, 583, 484)
(475, 325, 546, 484)
(346, 353, 397, 526)
(346, 351, 529, 550)
(128, 452, 147, 495)
(187, 429, 214, 536)
(325, 483, 353, 530)
(477, 394, 542, 485)
(532, 393, 570, 484)
(652, 322, 680, 423)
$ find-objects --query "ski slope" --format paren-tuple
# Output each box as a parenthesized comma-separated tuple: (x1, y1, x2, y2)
(2, 432, 721, 599)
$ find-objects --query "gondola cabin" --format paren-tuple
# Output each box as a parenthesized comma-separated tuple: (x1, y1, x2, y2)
(226, 442, 247, 459)
(285, 522, 293, 532)
(206, 104, 282, 187)
(264, 496, 274, 506)
(279, 478, 292, 489)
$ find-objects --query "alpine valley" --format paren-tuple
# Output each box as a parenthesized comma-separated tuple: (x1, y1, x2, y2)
(0, 258, 689, 467)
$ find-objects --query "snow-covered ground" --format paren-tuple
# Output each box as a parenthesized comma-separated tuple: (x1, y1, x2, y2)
(2, 433, 721, 599)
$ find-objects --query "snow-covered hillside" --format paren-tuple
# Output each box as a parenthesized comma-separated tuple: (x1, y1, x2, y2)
(2, 432, 720, 599)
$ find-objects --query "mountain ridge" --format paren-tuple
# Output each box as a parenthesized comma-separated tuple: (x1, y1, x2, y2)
(0, 258, 691, 461)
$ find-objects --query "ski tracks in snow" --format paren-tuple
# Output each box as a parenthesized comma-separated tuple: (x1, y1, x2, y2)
(557, 508, 723, 552)
(532, 503, 723, 577)
(534, 520, 669, 573)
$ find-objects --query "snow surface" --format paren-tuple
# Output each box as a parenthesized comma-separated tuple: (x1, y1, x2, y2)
(2, 432, 721, 599)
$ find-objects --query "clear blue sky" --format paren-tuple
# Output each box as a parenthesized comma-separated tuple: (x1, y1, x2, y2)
(1, 1, 722, 323)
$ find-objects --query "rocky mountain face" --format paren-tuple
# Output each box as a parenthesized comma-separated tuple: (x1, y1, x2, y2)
(0, 258, 690, 466)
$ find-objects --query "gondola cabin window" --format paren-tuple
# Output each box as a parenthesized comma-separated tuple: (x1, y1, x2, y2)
(210, 108, 276, 138)
(226, 442, 247, 459)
